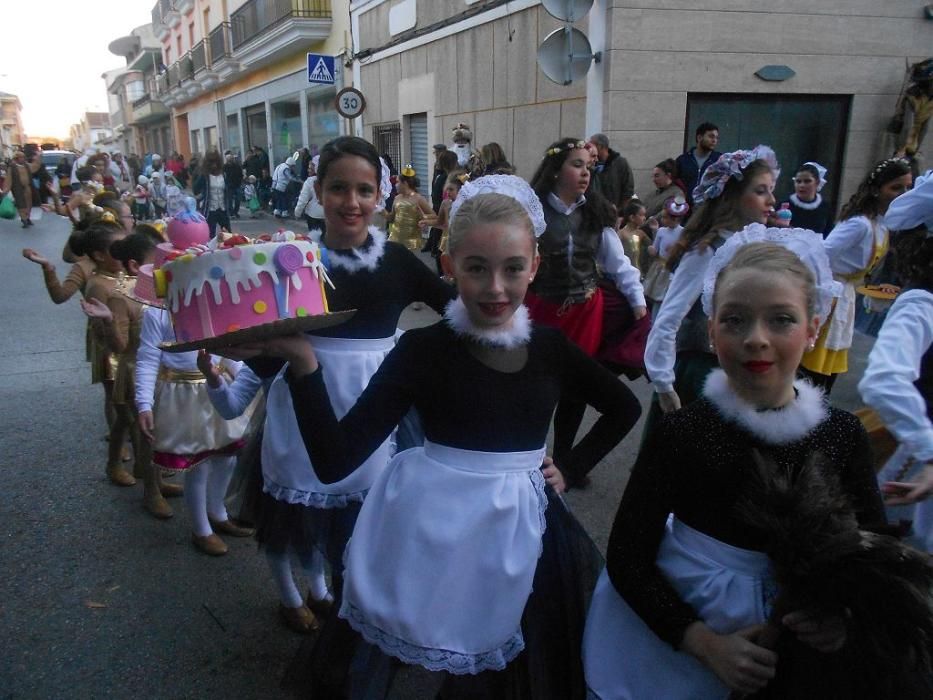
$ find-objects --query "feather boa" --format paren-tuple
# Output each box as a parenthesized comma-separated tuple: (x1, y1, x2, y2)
(309, 226, 386, 273)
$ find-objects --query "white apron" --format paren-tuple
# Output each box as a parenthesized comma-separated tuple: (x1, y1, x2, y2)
(340, 441, 548, 675)
(583, 517, 775, 699)
(261, 335, 396, 508)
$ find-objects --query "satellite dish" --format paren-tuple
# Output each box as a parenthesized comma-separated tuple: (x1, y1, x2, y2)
(537, 26, 597, 86)
(541, 0, 594, 22)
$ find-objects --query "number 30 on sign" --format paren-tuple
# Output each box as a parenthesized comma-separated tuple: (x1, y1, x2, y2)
(335, 88, 366, 119)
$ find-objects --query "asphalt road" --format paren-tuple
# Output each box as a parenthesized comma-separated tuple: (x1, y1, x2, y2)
(0, 209, 872, 698)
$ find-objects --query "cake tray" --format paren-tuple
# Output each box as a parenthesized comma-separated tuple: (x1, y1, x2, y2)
(159, 310, 357, 353)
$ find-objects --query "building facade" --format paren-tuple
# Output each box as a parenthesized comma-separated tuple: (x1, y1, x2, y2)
(349, 0, 930, 208)
(0, 92, 26, 157)
(152, 0, 349, 168)
(69, 113, 113, 153)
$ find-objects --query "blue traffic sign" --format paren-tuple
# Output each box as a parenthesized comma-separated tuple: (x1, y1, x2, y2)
(307, 54, 336, 85)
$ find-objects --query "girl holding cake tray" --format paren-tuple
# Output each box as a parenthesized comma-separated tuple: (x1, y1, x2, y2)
(222, 136, 455, 630)
(241, 175, 641, 698)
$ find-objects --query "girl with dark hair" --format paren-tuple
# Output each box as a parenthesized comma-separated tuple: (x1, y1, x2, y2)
(861, 172, 933, 553)
(525, 138, 645, 488)
(193, 150, 228, 237)
(73, 213, 133, 486)
(386, 165, 433, 252)
(799, 158, 912, 393)
(645, 146, 778, 421)
(641, 158, 685, 219)
(780, 162, 834, 235)
(223, 136, 454, 635)
(81, 227, 178, 517)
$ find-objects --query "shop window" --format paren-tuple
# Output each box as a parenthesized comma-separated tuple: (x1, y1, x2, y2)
(226, 113, 240, 156)
(306, 87, 339, 157)
(271, 97, 302, 166)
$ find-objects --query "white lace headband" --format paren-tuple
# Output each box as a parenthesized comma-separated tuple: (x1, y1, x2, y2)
(448, 174, 547, 238)
(801, 161, 827, 192)
(701, 224, 841, 328)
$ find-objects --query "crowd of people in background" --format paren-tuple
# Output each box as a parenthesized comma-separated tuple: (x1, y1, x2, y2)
(6, 120, 933, 698)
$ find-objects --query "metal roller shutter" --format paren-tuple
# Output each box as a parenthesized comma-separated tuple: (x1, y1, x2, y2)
(407, 113, 429, 197)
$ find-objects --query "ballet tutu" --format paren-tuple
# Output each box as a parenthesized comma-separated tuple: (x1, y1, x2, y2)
(152, 369, 254, 471)
(285, 486, 603, 699)
(583, 516, 774, 700)
(340, 441, 548, 675)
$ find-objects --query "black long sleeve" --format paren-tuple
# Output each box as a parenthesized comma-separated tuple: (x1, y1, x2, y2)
(605, 399, 887, 649)
(287, 323, 640, 485)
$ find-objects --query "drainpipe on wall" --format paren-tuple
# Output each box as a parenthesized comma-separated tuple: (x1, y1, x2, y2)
(585, 0, 607, 138)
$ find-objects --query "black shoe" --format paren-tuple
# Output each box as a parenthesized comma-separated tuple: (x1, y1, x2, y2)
(22, 219, 32, 228)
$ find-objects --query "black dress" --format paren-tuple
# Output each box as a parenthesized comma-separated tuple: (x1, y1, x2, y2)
(285, 321, 642, 698)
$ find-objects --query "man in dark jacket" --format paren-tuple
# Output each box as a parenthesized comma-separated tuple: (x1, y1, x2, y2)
(589, 133, 634, 214)
(674, 122, 721, 207)
(223, 151, 244, 219)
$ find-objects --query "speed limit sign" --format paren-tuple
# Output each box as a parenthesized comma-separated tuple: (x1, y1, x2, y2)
(335, 87, 366, 119)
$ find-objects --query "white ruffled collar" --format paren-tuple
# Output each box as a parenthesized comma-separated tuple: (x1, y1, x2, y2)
(789, 193, 822, 211)
(443, 297, 531, 349)
(702, 369, 827, 444)
(311, 225, 386, 273)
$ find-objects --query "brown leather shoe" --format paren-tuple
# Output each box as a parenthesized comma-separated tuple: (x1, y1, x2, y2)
(279, 603, 320, 634)
(143, 495, 173, 520)
(160, 482, 184, 498)
(106, 464, 137, 487)
(209, 517, 255, 538)
(191, 533, 228, 556)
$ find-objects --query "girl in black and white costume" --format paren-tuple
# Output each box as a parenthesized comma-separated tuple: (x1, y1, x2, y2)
(231, 137, 454, 630)
(583, 228, 923, 699)
(257, 175, 641, 697)
(860, 171, 933, 552)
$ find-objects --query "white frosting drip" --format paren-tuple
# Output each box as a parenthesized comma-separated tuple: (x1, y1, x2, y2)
(163, 239, 327, 316)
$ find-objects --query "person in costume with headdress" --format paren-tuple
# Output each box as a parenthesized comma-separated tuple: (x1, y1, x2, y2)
(255, 173, 640, 698)
(890, 57, 932, 175)
(449, 122, 480, 171)
(799, 158, 913, 393)
(585, 227, 933, 699)
(385, 164, 433, 252)
(775, 161, 834, 236)
(861, 171, 933, 553)
(524, 138, 646, 488)
(643, 145, 779, 437)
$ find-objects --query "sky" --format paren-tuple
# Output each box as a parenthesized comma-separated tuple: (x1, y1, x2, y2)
(2, 1, 154, 139)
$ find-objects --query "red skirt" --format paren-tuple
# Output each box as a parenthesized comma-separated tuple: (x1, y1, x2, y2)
(525, 288, 605, 357)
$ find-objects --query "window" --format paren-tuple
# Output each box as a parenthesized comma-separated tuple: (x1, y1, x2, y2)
(188, 23, 195, 48)
(306, 87, 340, 156)
(372, 123, 401, 176)
(177, 35, 182, 56)
(271, 97, 302, 166)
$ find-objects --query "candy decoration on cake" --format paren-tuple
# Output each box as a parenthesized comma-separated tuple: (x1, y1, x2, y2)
(166, 193, 210, 249)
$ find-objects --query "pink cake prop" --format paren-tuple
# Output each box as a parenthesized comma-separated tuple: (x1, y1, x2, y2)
(123, 263, 164, 308)
(157, 230, 352, 352)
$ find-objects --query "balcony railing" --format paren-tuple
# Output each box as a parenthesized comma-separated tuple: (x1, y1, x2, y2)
(156, 74, 169, 94)
(230, 0, 331, 51)
(178, 54, 194, 82)
(191, 41, 207, 73)
(133, 94, 151, 109)
(209, 22, 232, 63)
(167, 63, 179, 87)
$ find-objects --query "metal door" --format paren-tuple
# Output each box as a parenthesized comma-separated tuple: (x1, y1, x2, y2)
(407, 113, 429, 197)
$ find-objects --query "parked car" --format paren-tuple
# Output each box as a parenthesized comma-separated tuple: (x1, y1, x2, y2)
(41, 150, 76, 174)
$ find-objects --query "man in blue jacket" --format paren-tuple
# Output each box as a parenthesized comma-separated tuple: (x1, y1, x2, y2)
(675, 122, 721, 206)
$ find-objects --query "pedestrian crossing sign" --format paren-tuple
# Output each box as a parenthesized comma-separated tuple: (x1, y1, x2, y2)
(307, 54, 336, 85)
